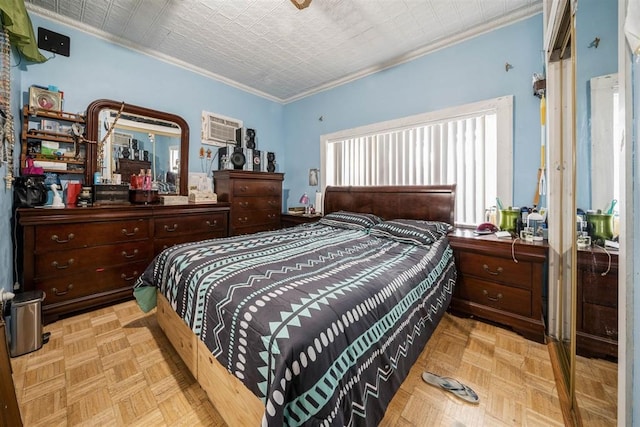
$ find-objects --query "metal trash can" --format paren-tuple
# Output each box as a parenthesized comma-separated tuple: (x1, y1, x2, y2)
(9, 290, 48, 357)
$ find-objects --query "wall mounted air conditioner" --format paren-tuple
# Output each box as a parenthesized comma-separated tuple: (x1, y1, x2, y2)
(202, 111, 243, 146)
(112, 131, 133, 147)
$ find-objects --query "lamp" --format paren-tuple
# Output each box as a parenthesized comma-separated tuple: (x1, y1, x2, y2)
(299, 193, 310, 214)
(309, 168, 321, 214)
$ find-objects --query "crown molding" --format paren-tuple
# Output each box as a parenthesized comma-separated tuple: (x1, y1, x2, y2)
(27, 3, 542, 105)
(26, 4, 282, 103)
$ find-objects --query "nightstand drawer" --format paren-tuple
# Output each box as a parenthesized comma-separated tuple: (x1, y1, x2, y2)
(457, 277, 531, 317)
(580, 271, 617, 308)
(582, 303, 618, 340)
(457, 251, 532, 289)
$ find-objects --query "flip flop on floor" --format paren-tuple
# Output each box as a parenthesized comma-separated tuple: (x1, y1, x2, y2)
(422, 371, 480, 404)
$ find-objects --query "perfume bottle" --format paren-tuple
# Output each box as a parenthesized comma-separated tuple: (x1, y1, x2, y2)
(143, 169, 152, 190)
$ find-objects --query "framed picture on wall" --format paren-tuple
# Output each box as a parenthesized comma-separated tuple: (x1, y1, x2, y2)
(28, 86, 62, 112)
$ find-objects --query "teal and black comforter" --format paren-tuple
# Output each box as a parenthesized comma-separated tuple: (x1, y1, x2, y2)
(134, 221, 456, 426)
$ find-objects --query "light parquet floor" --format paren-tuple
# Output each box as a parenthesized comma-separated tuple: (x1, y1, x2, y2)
(10, 300, 615, 426)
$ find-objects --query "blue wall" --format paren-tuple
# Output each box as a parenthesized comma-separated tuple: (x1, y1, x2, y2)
(1, 12, 546, 294)
(19, 14, 286, 182)
(283, 15, 544, 210)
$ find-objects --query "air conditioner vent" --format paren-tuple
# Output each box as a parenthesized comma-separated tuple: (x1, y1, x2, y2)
(202, 111, 242, 146)
(112, 131, 133, 146)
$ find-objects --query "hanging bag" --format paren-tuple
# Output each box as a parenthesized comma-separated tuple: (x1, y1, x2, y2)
(14, 175, 47, 207)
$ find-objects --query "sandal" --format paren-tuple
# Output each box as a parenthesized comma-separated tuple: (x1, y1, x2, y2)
(422, 371, 479, 404)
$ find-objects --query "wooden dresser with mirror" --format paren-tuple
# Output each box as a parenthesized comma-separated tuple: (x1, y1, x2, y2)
(15, 100, 231, 323)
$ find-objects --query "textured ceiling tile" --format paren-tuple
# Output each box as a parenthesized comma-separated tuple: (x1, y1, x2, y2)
(26, 0, 542, 101)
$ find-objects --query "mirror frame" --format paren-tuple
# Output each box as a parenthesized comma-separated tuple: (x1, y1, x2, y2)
(86, 99, 189, 196)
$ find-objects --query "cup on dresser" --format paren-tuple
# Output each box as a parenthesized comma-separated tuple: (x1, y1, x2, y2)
(66, 183, 82, 206)
(112, 173, 122, 185)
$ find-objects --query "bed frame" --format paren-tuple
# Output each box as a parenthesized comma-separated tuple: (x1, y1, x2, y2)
(156, 184, 456, 426)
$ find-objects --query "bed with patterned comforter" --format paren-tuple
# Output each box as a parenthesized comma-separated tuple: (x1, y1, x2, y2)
(134, 213, 456, 426)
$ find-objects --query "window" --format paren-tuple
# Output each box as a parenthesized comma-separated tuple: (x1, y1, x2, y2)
(321, 96, 513, 227)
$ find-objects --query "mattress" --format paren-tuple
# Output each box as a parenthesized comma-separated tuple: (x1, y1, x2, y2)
(134, 221, 456, 426)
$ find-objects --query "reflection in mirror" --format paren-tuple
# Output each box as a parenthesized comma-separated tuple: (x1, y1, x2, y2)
(590, 73, 620, 217)
(101, 110, 181, 193)
(86, 100, 189, 195)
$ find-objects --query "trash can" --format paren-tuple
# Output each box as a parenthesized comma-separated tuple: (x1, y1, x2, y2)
(9, 290, 48, 357)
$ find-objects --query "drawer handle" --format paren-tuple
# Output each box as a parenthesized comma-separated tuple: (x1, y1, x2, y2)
(482, 264, 503, 276)
(51, 259, 75, 269)
(121, 271, 139, 281)
(121, 249, 139, 259)
(206, 220, 218, 227)
(268, 213, 276, 219)
(164, 224, 179, 232)
(121, 227, 139, 236)
(483, 289, 503, 302)
(238, 216, 249, 223)
(52, 284, 73, 296)
(51, 233, 74, 243)
(239, 201, 249, 208)
(239, 185, 249, 193)
(268, 200, 278, 206)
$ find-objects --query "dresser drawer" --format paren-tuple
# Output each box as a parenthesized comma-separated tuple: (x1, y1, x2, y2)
(582, 303, 618, 340)
(34, 241, 152, 279)
(154, 232, 226, 255)
(154, 212, 227, 238)
(233, 223, 280, 236)
(231, 210, 279, 228)
(233, 179, 281, 197)
(457, 251, 532, 289)
(457, 276, 531, 317)
(34, 261, 148, 304)
(233, 197, 281, 211)
(35, 219, 151, 252)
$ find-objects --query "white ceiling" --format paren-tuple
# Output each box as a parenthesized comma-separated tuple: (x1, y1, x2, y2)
(26, 0, 542, 103)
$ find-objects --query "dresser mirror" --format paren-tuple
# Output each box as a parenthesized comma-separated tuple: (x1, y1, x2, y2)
(85, 99, 189, 195)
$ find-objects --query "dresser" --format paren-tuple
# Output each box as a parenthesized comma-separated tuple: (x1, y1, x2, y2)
(576, 248, 618, 359)
(17, 204, 229, 323)
(214, 170, 284, 236)
(448, 229, 548, 343)
(280, 213, 322, 228)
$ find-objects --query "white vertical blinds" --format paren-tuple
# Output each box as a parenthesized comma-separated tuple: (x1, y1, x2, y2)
(322, 97, 512, 227)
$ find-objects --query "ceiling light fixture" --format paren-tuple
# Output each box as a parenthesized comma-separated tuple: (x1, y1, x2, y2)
(290, 0, 311, 10)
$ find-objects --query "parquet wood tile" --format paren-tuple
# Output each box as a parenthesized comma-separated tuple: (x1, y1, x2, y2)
(10, 300, 615, 426)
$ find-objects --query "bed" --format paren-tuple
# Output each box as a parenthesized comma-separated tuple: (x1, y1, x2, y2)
(134, 185, 457, 426)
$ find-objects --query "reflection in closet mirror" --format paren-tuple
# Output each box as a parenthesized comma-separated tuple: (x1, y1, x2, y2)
(589, 73, 620, 215)
(85, 100, 189, 195)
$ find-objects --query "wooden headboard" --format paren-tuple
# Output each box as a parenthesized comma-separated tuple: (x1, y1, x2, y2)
(323, 185, 456, 225)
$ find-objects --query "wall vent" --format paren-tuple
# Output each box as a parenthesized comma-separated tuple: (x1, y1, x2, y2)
(202, 111, 242, 146)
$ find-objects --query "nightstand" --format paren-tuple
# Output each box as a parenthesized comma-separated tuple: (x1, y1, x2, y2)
(281, 213, 322, 228)
(448, 229, 548, 343)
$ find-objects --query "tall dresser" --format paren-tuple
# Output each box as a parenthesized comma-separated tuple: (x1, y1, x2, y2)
(214, 170, 284, 236)
(16, 204, 229, 323)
